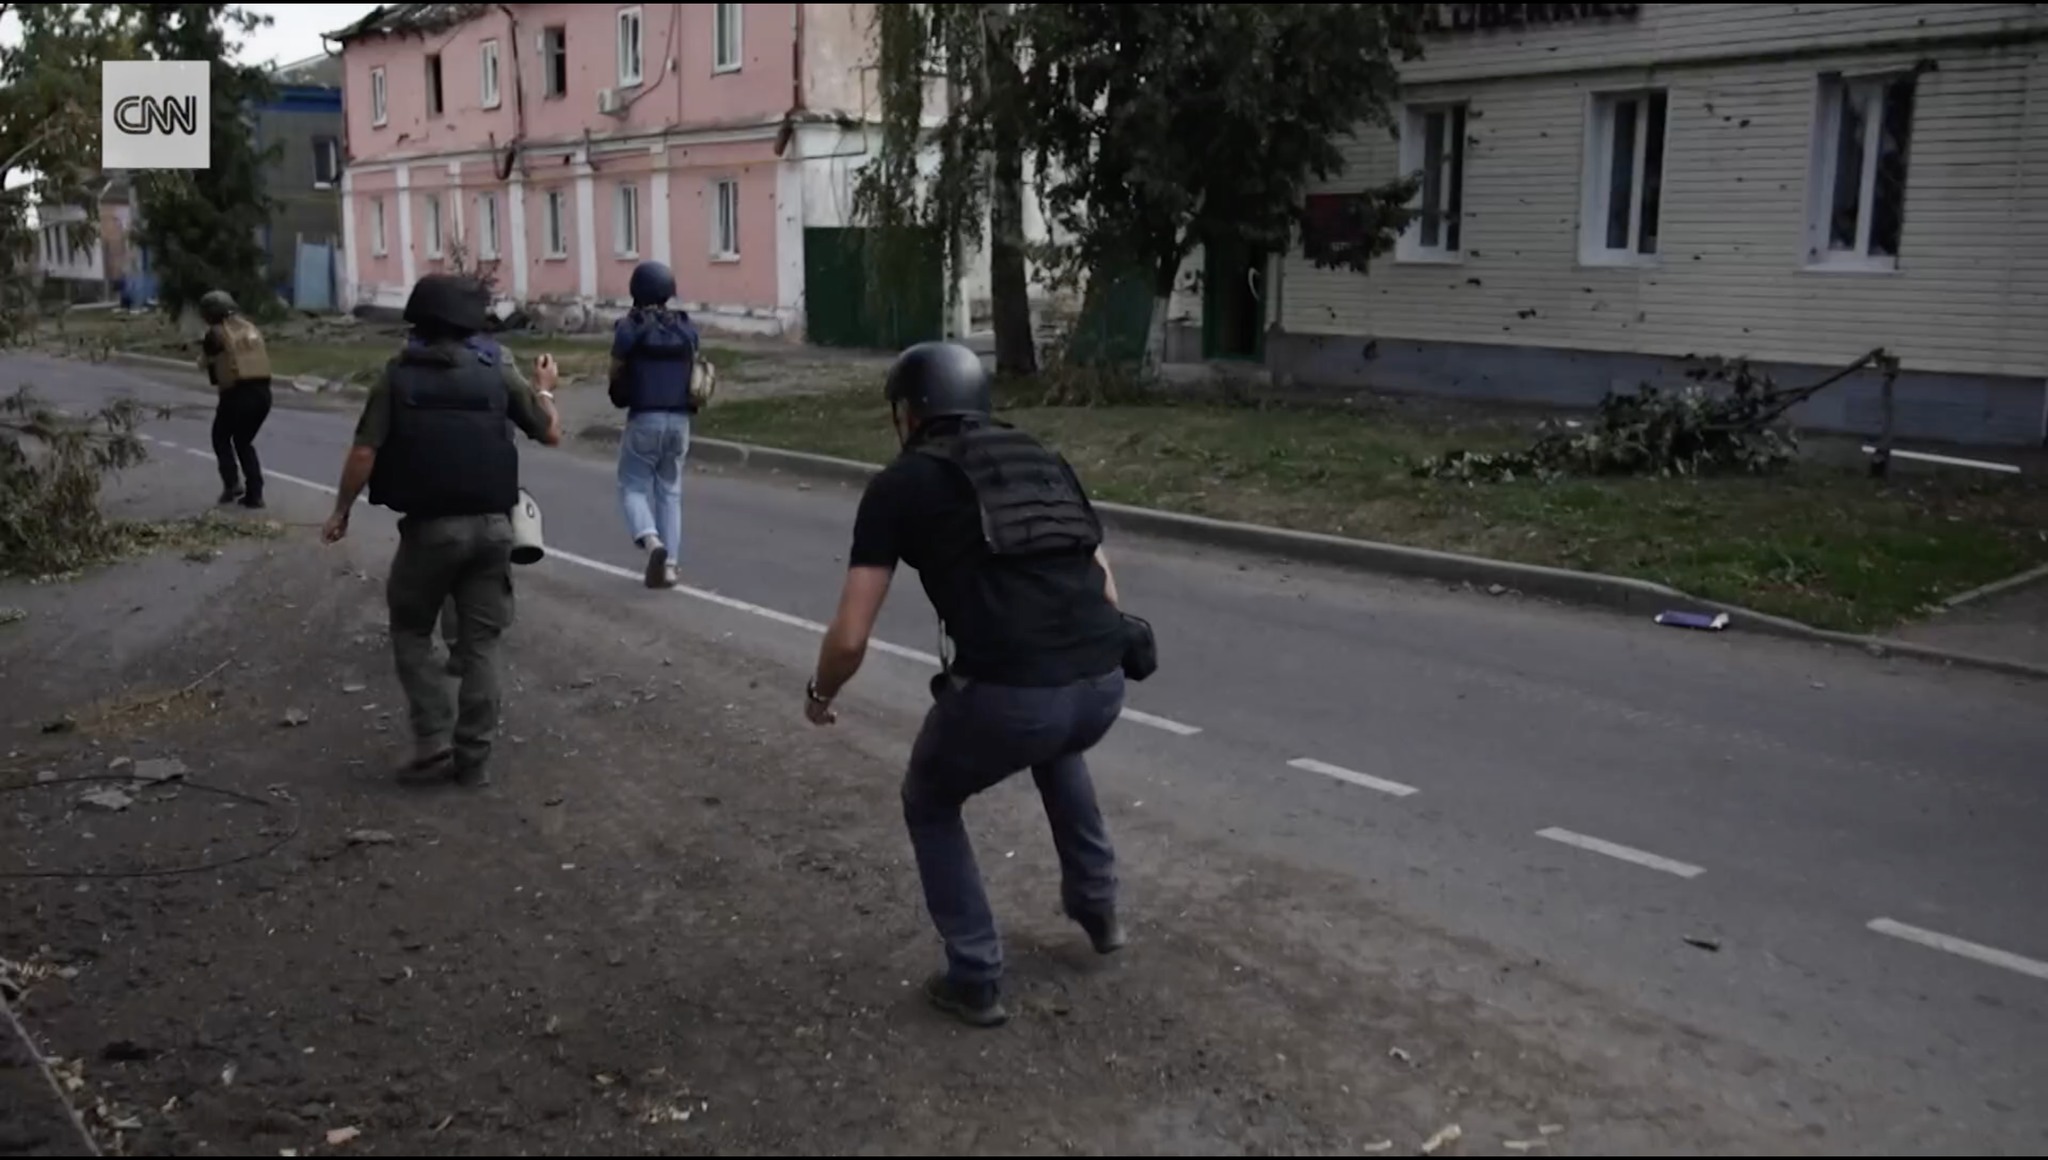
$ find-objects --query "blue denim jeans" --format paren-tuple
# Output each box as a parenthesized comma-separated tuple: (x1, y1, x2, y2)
(617, 410, 690, 556)
(902, 670, 1127, 985)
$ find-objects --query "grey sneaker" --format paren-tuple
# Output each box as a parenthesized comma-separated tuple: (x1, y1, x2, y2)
(643, 543, 669, 589)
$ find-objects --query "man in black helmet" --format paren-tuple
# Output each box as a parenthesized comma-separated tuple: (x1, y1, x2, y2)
(196, 289, 273, 509)
(608, 259, 700, 589)
(320, 273, 563, 786)
(804, 340, 1132, 1028)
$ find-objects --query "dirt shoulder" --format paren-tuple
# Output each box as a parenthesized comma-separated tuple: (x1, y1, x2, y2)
(2, 469, 1854, 1157)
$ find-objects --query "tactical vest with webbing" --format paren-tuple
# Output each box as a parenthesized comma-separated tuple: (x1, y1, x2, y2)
(209, 316, 272, 387)
(912, 422, 1104, 559)
(367, 337, 520, 519)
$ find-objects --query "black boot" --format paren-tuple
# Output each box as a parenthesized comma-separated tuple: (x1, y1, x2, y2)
(217, 484, 243, 505)
(923, 973, 1008, 1028)
(1068, 907, 1127, 955)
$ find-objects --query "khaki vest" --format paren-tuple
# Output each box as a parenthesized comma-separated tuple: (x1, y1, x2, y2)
(210, 315, 272, 387)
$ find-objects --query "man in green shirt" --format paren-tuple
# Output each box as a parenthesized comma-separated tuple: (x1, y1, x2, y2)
(321, 275, 562, 785)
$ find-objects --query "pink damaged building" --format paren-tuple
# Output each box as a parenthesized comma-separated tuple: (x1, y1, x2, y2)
(332, 2, 941, 340)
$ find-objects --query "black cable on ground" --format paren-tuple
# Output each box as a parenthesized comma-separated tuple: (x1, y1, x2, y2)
(0, 775, 300, 880)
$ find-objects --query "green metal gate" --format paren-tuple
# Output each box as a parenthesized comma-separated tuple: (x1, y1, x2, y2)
(802, 227, 944, 351)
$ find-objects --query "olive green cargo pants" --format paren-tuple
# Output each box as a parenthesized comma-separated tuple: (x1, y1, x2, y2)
(387, 513, 516, 769)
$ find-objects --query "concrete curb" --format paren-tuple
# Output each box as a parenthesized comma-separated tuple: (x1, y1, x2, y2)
(686, 436, 2048, 684)
(1939, 560, 2048, 610)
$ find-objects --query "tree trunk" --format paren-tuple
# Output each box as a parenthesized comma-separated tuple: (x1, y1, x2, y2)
(983, 6, 1037, 377)
(1141, 294, 1170, 376)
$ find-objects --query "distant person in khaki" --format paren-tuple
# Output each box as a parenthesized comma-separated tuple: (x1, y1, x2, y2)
(197, 290, 273, 509)
(320, 274, 563, 787)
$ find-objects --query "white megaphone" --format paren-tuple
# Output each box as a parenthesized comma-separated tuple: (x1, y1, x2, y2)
(509, 487, 545, 565)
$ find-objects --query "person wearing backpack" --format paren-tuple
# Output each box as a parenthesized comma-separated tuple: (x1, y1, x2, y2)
(802, 341, 1159, 1029)
(196, 290, 274, 509)
(609, 260, 702, 590)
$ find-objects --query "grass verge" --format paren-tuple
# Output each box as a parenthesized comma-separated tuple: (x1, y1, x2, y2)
(697, 384, 2048, 632)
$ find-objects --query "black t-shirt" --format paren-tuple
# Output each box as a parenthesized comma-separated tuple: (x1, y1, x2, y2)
(848, 447, 1127, 687)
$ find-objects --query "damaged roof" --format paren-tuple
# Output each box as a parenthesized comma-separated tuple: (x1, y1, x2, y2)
(327, 3, 490, 45)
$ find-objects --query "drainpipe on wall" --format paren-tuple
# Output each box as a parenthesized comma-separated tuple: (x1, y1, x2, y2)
(792, 4, 805, 113)
(495, 5, 528, 179)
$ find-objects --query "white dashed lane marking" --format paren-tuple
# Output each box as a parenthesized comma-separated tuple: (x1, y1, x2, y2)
(1287, 757, 1419, 798)
(1536, 827, 1706, 879)
(146, 436, 1205, 737)
(1868, 919, 2048, 983)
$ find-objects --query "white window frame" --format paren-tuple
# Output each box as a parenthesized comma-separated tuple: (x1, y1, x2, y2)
(1806, 71, 1916, 273)
(1579, 89, 1669, 267)
(714, 4, 743, 73)
(617, 6, 645, 87)
(545, 190, 569, 258)
(370, 66, 388, 127)
(614, 181, 641, 257)
(423, 193, 444, 259)
(1396, 102, 1467, 263)
(370, 197, 388, 256)
(481, 39, 502, 109)
(477, 192, 501, 260)
(711, 178, 740, 261)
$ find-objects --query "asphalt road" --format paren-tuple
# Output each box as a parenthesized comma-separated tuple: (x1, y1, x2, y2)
(18, 353, 2048, 1152)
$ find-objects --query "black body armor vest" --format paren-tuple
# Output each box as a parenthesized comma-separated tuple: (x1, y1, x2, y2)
(913, 422, 1103, 558)
(367, 342, 520, 519)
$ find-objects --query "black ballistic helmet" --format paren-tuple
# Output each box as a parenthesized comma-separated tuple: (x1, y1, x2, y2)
(198, 290, 239, 324)
(629, 260, 676, 307)
(884, 341, 991, 422)
(402, 273, 490, 334)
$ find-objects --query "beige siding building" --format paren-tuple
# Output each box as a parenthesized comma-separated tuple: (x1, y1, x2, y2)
(1219, 3, 2048, 446)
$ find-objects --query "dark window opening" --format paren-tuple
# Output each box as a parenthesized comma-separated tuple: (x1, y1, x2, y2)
(426, 53, 444, 116)
(544, 27, 568, 97)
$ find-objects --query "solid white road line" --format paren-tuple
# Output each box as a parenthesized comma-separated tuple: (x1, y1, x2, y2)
(1868, 919, 2048, 982)
(1286, 757, 1419, 798)
(150, 437, 1204, 737)
(1536, 827, 1705, 880)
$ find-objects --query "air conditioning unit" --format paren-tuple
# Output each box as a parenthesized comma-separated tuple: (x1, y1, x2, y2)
(597, 87, 626, 116)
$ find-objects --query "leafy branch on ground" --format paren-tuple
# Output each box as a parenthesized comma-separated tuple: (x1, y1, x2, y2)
(1, 386, 149, 575)
(0, 387, 275, 580)
(1415, 349, 1895, 484)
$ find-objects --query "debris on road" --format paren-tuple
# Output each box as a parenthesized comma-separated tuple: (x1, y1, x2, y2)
(131, 757, 188, 783)
(1683, 936, 1724, 953)
(345, 829, 398, 847)
(1654, 611, 1731, 632)
(1421, 1124, 1463, 1154)
(326, 1125, 361, 1146)
(78, 787, 134, 812)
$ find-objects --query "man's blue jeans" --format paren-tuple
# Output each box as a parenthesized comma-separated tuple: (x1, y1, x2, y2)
(902, 670, 1127, 985)
(617, 410, 690, 556)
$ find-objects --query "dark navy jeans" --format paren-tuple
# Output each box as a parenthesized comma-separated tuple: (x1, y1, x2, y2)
(901, 669, 1126, 985)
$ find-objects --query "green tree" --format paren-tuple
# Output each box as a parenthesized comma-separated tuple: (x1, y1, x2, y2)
(853, 3, 1039, 376)
(1019, 3, 1424, 369)
(127, 3, 278, 321)
(0, 3, 141, 337)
